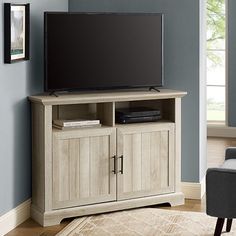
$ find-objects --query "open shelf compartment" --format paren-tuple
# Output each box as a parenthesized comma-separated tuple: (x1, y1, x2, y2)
(115, 98, 176, 125)
(52, 102, 115, 129)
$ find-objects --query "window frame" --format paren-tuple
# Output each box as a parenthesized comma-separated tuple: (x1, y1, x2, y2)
(206, 0, 227, 124)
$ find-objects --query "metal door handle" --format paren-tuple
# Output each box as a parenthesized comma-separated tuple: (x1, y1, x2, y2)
(112, 156, 118, 174)
(119, 155, 124, 174)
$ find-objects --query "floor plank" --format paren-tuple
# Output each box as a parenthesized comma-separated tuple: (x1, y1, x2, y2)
(6, 137, 236, 236)
(5, 218, 71, 236)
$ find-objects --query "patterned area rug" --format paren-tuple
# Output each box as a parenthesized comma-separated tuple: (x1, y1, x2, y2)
(57, 208, 236, 236)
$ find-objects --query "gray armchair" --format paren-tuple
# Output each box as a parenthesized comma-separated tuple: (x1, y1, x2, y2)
(206, 147, 236, 236)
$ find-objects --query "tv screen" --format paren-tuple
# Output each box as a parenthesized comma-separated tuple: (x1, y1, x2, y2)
(44, 13, 164, 92)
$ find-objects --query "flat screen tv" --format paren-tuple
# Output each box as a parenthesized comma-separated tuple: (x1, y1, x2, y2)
(44, 12, 164, 92)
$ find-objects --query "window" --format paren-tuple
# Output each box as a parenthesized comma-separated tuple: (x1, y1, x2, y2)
(207, 0, 226, 122)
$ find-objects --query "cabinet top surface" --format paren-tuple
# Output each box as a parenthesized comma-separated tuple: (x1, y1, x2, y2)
(29, 89, 187, 105)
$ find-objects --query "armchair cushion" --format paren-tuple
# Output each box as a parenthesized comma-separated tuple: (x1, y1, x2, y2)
(221, 159, 236, 169)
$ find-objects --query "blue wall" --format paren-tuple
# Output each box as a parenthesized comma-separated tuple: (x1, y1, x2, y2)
(69, 0, 203, 183)
(228, 0, 236, 126)
(0, 0, 68, 217)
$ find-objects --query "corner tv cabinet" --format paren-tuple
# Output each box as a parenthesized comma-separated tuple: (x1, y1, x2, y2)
(29, 89, 187, 226)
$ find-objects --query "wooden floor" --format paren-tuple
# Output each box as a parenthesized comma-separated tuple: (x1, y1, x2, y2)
(6, 137, 236, 236)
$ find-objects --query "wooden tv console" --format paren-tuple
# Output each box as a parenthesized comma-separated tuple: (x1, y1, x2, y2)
(29, 89, 187, 226)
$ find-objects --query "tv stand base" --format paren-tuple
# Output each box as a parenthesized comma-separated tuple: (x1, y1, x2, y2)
(31, 192, 184, 227)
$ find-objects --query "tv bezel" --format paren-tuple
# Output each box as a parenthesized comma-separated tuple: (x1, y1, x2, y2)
(44, 12, 164, 92)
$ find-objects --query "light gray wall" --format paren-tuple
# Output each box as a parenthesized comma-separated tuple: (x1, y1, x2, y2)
(228, 0, 236, 126)
(0, 0, 68, 217)
(69, 0, 204, 183)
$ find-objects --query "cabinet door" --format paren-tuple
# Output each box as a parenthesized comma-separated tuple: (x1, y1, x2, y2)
(117, 123, 175, 201)
(52, 128, 116, 209)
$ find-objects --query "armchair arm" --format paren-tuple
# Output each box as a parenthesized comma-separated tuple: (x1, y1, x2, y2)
(225, 147, 236, 160)
(206, 168, 236, 218)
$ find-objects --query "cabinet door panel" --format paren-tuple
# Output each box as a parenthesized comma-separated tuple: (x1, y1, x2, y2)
(52, 128, 116, 209)
(117, 123, 175, 201)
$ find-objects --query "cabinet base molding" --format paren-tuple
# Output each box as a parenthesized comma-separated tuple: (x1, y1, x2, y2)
(31, 192, 184, 227)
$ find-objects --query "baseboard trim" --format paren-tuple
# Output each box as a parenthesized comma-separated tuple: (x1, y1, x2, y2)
(0, 199, 31, 236)
(181, 176, 206, 200)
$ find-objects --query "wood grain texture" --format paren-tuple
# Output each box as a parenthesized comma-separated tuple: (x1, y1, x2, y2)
(11, 135, 232, 236)
(34, 192, 185, 227)
(31, 104, 52, 212)
(79, 138, 90, 199)
(29, 90, 186, 227)
(52, 128, 116, 209)
(44, 106, 53, 211)
(97, 102, 115, 126)
(28, 89, 187, 105)
(31, 103, 45, 212)
(57, 104, 96, 120)
(175, 98, 182, 192)
(117, 123, 175, 201)
(162, 99, 176, 122)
